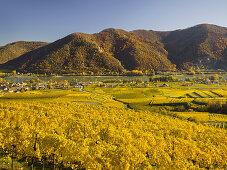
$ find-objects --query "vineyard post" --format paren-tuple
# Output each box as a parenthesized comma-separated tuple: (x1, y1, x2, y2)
(31, 133, 38, 169)
(43, 159, 44, 170)
(11, 145, 16, 170)
(42, 156, 46, 170)
(59, 161, 63, 170)
(31, 157, 34, 170)
(84, 125, 86, 139)
(171, 141, 175, 162)
(53, 153, 55, 170)
(59, 154, 63, 170)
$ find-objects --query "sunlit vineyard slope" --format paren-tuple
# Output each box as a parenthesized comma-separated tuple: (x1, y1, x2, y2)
(0, 90, 226, 169)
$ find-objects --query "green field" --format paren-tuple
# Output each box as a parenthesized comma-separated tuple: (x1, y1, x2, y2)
(85, 82, 227, 123)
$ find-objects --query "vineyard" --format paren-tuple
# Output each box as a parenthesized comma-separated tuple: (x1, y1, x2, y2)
(0, 84, 227, 169)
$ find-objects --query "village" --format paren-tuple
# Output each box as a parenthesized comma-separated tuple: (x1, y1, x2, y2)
(0, 80, 83, 94)
(0, 74, 225, 94)
(0, 79, 148, 94)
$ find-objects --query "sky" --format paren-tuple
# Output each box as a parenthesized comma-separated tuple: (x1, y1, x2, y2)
(0, 0, 227, 46)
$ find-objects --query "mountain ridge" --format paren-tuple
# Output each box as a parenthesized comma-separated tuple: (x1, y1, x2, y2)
(133, 24, 227, 70)
(1, 24, 227, 73)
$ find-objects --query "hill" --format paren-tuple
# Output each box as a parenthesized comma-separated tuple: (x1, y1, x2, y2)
(133, 24, 227, 70)
(1, 24, 227, 73)
(0, 41, 49, 64)
(2, 29, 175, 74)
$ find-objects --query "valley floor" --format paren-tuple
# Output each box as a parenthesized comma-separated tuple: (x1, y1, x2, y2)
(0, 81, 226, 169)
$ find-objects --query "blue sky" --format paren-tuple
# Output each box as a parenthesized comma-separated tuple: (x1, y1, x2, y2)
(0, 0, 227, 46)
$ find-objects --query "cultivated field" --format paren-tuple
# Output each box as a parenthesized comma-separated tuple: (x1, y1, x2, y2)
(0, 82, 226, 169)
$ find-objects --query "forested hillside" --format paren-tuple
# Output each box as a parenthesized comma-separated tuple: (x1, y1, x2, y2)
(1, 24, 227, 73)
(2, 29, 174, 74)
(0, 41, 49, 64)
(133, 24, 227, 70)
